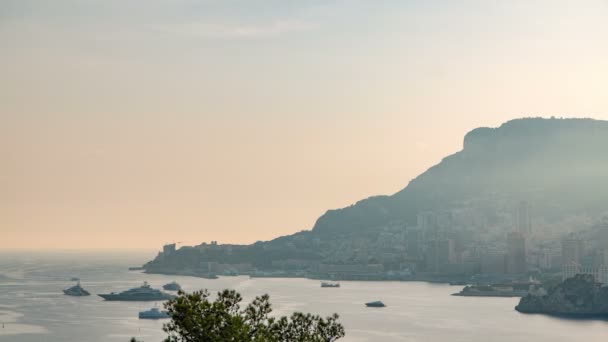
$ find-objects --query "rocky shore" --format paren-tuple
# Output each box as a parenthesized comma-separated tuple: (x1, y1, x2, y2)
(515, 274, 608, 317)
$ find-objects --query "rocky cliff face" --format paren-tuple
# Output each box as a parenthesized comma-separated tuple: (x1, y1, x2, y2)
(516, 274, 608, 316)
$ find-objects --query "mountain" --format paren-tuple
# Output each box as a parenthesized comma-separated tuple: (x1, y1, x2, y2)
(145, 117, 608, 273)
(312, 117, 608, 237)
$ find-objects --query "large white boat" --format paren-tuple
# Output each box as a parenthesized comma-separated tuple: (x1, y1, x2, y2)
(98, 282, 176, 301)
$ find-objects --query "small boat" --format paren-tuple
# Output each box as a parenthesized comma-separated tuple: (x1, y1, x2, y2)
(138, 307, 170, 319)
(63, 281, 90, 296)
(321, 282, 340, 288)
(162, 281, 182, 291)
(365, 301, 386, 308)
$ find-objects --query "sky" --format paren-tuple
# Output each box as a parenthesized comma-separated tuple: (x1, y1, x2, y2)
(2, 0, 608, 249)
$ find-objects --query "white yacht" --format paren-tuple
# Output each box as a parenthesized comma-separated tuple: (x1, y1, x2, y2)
(162, 281, 182, 291)
(63, 281, 90, 296)
(99, 281, 176, 301)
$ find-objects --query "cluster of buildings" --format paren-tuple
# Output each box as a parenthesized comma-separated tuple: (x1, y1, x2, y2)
(148, 200, 608, 284)
(316, 200, 608, 283)
(560, 232, 608, 284)
(379, 201, 536, 278)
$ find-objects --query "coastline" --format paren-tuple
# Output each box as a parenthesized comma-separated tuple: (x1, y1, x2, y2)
(452, 292, 526, 298)
(142, 269, 482, 285)
(514, 309, 608, 320)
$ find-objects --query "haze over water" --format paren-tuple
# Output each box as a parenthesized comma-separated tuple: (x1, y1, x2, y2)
(0, 250, 606, 342)
(3, 1, 608, 341)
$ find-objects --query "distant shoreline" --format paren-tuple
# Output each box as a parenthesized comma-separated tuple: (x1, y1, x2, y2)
(142, 269, 479, 284)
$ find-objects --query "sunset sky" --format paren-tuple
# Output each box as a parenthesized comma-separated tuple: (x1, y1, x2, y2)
(2, 0, 608, 249)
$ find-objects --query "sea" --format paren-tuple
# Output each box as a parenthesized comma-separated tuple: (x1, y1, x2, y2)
(0, 250, 607, 342)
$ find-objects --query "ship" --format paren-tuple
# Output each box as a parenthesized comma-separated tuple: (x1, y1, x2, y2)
(63, 281, 90, 296)
(365, 301, 386, 307)
(162, 281, 182, 291)
(98, 282, 177, 301)
(321, 282, 340, 288)
(138, 307, 170, 319)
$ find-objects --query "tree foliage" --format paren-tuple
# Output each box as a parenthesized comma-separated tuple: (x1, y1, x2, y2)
(161, 289, 345, 342)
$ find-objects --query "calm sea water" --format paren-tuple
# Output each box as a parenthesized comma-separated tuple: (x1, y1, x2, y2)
(1, 250, 607, 342)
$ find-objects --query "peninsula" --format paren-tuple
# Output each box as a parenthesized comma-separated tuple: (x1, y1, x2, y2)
(143, 118, 608, 284)
(516, 274, 608, 317)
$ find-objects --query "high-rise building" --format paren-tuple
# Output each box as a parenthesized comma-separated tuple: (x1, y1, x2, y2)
(506, 231, 527, 274)
(438, 239, 455, 264)
(562, 262, 608, 284)
(406, 227, 423, 258)
(425, 239, 455, 273)
(516, 201, 531, 235)
(417, 211, 453, 239)
(417, 212, 437, 231)
(480, 251, 506, 274)
(530, 249, 552, 270)
(561, 261, 581, 281)
(561, 234, 584, 264)
(538, 249, 552, 270)
(595, 221, 608, 247)
(593, 249, 608, 267)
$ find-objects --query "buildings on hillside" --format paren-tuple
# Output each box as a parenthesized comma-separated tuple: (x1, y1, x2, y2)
(147, 199, 608, 283)
(516, 201, 532, 236)
(506, 232, 527, 274)
(561, 234, 584, 264)
(562, 262, 608, 284)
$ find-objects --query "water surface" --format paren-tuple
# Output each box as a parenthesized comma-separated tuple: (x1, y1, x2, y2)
(0, 251, 607, 342)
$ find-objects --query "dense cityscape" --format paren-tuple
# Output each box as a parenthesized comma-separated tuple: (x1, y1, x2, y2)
(145, 118, 608, 293)
(145, 199, 608, 289)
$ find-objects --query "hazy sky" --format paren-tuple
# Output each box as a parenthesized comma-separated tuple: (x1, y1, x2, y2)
(2, 0, 608, 249)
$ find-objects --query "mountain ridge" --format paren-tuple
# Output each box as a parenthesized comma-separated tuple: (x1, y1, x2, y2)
(311, 117, 608, 237)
